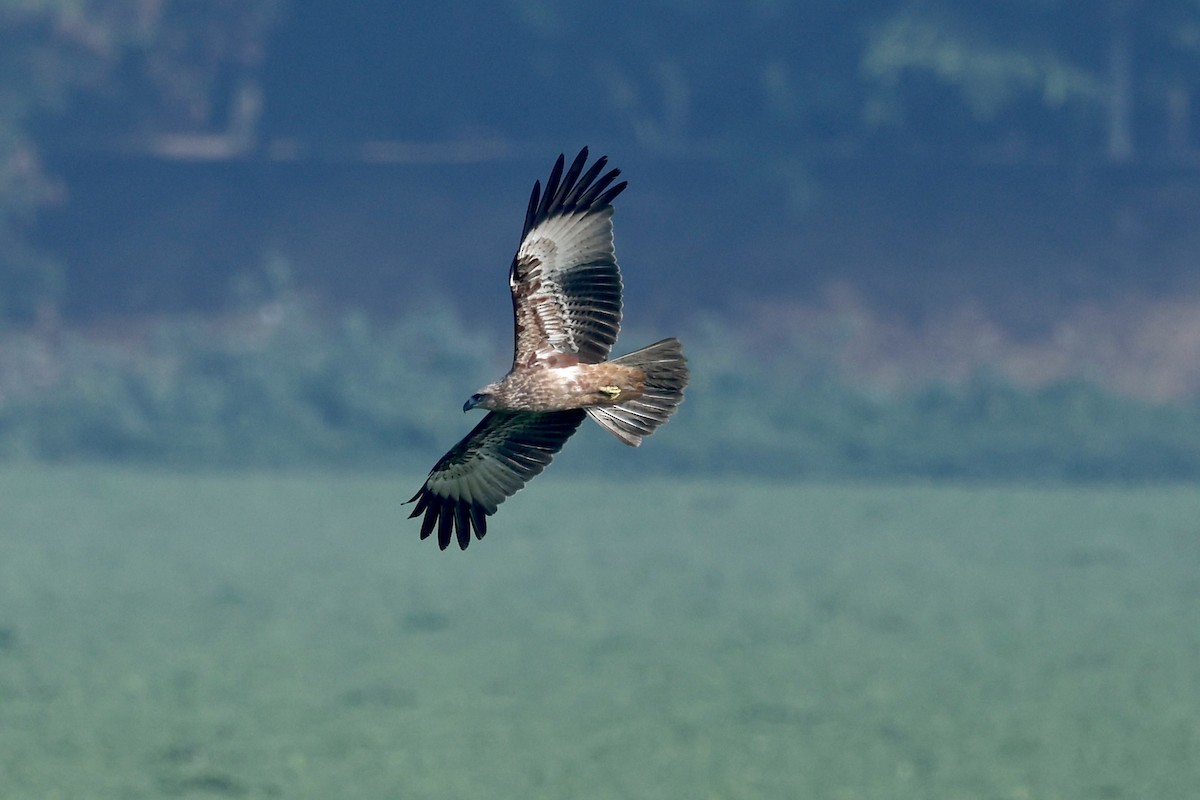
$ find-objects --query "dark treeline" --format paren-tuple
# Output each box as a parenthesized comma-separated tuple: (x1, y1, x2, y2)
(4, 2, 1200, 478)
(3, 1, 1200, 326)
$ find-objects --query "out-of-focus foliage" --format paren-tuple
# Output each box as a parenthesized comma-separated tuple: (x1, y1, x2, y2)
(862, 8, 1106, 124)
(2, 2, 1199, 484)
(0, 0, 279, 322)
(671, 320, 1200, 481)
(860, 0, 1200, 161)
(3, 301, 1199, 480)
(6, 2, 1200, 320)
(0, 296, 487, 466)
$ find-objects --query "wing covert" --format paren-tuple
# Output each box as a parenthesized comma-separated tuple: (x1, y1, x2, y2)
(510, 147, 628, 367)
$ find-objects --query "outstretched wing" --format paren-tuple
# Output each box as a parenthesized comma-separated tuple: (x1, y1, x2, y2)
(510, 147, 628, 367)
(406, 409, 586, 550)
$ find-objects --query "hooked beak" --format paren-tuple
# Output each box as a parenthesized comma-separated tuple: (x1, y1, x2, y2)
(463, 394, 483, 413)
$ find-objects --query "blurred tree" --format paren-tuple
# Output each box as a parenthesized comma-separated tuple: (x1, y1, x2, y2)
(0, 3, 107, 323)
(0, 0, 281, 323)
(8, 0, 1200, 322)
(861, 2, 1107, 158)
(860, 0, 1200, 163)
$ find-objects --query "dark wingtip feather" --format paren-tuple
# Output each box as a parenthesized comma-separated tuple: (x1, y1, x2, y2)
(419, 499, 437, 540)
(408, 488, 486, 550)
(522, 147, 626, 237)
(454, 503, 471, 550)
(469, 505, 488, 540)
(523, 180, 541, 237)
(563, 156, 607, 210)
(565, 148, 589, 181)
(595, 179, 628, 209)
(574, 168, 623, 209)
(537, 153, 567, 220)
(407, 492, 428, 519)
(550, 149, 589, 211)
(437, 499, 454, 550)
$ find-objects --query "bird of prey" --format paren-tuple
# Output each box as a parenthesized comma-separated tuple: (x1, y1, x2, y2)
(407, 147, 689, 550)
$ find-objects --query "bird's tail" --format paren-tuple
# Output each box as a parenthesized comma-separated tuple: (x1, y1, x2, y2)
(586, 338, 688, 447)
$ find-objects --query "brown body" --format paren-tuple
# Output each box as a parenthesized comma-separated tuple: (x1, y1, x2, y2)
(475, 360, 646, 413)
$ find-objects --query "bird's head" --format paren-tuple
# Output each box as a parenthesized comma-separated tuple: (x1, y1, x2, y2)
(463, 390, 497, 412)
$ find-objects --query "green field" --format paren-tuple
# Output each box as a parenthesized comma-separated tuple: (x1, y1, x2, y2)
(0, 467, 1196, 799)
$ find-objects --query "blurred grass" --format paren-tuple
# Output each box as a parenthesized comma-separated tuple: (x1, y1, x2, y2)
(3, 302, 1200, 480)
(0, 466, 1196, 798)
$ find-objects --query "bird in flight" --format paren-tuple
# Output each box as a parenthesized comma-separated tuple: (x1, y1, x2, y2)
(407, 147, 689, 550)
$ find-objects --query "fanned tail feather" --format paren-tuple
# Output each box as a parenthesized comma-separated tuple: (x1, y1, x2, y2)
(586, 338, 688, 446)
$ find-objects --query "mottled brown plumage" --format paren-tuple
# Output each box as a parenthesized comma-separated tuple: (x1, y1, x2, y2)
(407, 148, 689, 550)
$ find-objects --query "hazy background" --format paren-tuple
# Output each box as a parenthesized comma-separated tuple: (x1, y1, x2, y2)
(3, 1, 1200, 476)
(2, 6, 1199, 800)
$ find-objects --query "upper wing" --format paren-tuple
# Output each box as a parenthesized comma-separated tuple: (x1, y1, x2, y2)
(510, 147, 628, 367)
(406, 409, 586, 550)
